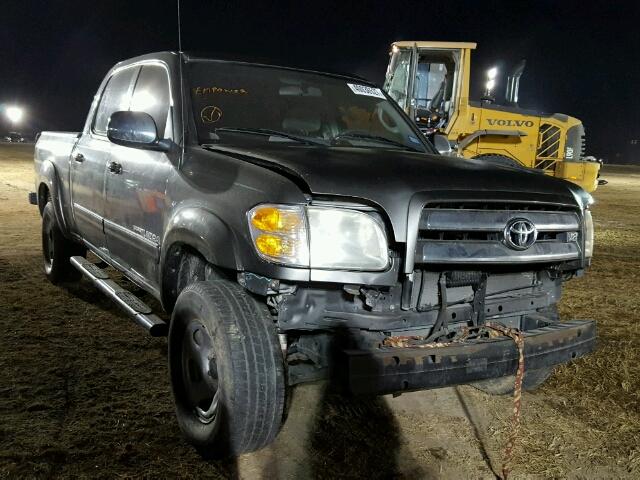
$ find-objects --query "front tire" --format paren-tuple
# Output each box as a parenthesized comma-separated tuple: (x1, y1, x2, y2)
(168, 280, 285, 457)
(42, 202, 86, 284)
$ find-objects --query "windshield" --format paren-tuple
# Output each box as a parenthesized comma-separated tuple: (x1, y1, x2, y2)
(187, 60, 430, 152)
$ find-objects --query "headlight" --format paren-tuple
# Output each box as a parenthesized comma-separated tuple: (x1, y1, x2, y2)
(307, 207, 389, 270)
(584, 209, 594, 258)
(247, 204, 389, 271)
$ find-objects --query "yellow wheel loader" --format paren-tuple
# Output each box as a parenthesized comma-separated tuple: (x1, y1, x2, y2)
(383, 41, 601, 192)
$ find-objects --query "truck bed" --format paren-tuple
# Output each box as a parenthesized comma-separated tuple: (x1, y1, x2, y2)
(34, 131, 79, 215)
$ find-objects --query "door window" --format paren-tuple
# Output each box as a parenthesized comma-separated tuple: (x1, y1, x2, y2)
(130, 65, 172, 139)
(93, 67, 137, 135)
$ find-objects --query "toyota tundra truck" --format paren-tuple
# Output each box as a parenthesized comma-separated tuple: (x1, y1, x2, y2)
(31, 52, 596, 457)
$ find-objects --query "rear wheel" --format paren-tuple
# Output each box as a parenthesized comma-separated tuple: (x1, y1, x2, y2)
(472, 367, 554, 395)
(42, 202, 86, 284)
(168, 280, 285, 457)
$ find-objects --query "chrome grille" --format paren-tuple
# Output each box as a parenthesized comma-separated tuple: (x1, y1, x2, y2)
(415, 207, 581, 264)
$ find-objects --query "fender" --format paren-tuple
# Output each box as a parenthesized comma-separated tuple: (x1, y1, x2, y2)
(458, 129, 527, 150)
(161, 206, 241, 273)
(38, 160, 72, 237)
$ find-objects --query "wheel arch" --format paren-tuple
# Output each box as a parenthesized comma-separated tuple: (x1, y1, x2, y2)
(37, 182, 50, 214)
(160, 207, 242, 309)
(37, 160, 71, 234)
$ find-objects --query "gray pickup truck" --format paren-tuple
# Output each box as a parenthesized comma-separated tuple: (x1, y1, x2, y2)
(31, 51, 596, 457)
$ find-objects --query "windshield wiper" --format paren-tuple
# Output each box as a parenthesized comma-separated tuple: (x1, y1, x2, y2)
(331, 131, 421, 152)
(209, 127, 325, 146)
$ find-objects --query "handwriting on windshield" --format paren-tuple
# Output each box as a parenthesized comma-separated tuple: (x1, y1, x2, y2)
(193, 86, 248, 95)
(201, 106, 223, 123)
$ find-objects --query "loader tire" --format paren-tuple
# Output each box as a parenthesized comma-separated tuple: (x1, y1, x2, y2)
(472, 366, 554, 395)
(473, 154, 523, 168)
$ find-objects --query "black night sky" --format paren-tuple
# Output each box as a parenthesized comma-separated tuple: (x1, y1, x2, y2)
(1, 0, 638, 162)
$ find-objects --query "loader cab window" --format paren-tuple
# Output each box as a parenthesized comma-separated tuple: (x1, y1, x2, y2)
(384, 48, 412, 111)
(413, 51, 459, 130)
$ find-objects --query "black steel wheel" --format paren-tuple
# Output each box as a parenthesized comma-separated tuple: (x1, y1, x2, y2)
(168, 280, 285, 457)
(180, 318, 220, 425)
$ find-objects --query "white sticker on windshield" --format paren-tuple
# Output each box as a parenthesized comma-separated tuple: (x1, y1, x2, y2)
(347, 83, 386, 99)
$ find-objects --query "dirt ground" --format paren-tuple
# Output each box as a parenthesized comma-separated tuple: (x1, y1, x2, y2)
(1, 143, 638, 479)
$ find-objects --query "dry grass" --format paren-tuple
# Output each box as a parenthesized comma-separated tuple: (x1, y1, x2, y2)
(1, 143, 639, 478)
(513, 165, 640, 476)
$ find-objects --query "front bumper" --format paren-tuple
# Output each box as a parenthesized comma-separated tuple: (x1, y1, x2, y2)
(343, 319, 596, 395)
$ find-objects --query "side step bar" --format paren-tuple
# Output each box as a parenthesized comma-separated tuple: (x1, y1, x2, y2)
(70, 256, 168, 337)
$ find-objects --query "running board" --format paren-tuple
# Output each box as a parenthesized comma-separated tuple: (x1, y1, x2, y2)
(70, 256, 168, 337)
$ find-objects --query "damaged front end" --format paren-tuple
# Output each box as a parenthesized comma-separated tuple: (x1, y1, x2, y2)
(264, 198, 596, 395)
(276, 268, 595, 394)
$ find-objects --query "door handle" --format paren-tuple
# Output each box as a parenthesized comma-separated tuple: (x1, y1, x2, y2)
(108, 161, 123, 174)
(73, 153, 85, 163)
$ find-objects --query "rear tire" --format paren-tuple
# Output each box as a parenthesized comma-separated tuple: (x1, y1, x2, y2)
(472, 367, 554, 395)
(42, 202, 86, 284)
(168, 280, 285, 457)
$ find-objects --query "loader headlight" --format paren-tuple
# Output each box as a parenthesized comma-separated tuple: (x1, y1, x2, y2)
(248, 204, 389, 271)
(584, 209, 594, 258)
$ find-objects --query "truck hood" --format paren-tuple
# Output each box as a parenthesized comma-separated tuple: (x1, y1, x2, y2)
(200, 143, 580, 242)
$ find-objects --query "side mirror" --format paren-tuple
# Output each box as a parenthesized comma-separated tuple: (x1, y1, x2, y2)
(433, 134, 453, 156)
(107, 111, 170, 152)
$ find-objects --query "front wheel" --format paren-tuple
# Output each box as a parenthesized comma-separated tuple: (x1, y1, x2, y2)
(168, 280, 285, 457)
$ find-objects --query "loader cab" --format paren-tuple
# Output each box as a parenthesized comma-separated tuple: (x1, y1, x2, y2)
(384, 41, 476, 136)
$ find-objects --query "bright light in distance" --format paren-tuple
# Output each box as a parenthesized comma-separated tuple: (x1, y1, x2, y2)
(487, 67, 498, 80)
(5, 106, 24, 124)
(485, 79, 496, 92)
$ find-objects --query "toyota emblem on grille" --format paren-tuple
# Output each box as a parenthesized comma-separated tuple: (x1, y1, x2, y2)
(504, 218, 538, 250)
